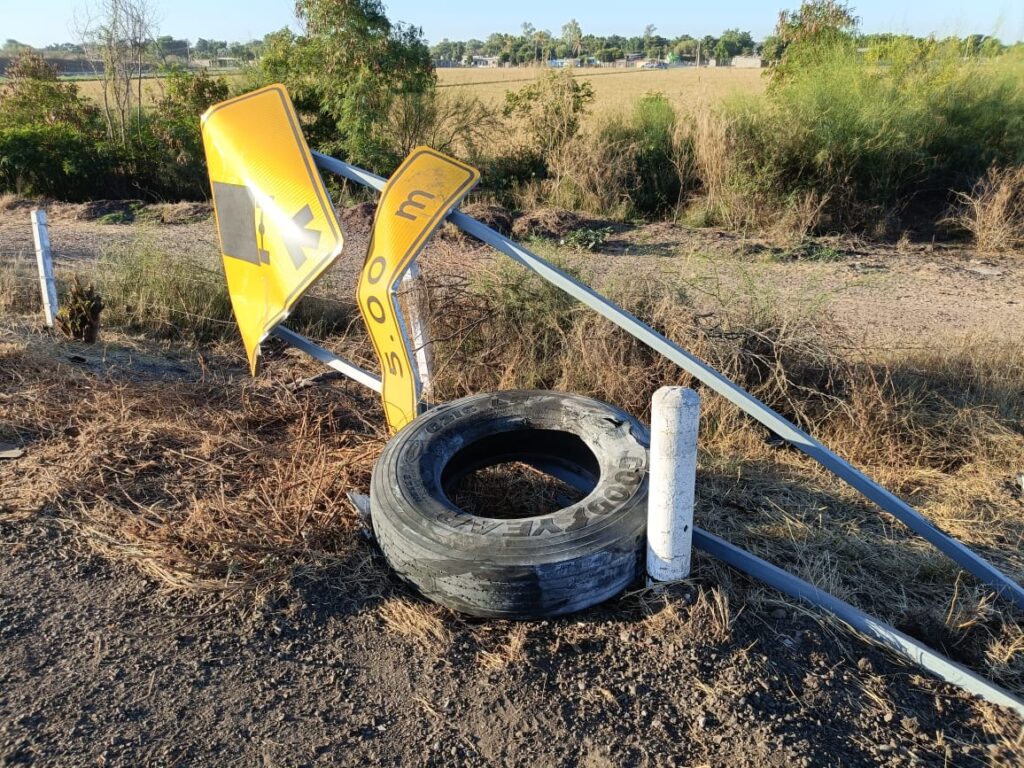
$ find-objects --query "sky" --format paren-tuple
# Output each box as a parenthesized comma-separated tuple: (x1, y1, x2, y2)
(4, 0, 1023, 47)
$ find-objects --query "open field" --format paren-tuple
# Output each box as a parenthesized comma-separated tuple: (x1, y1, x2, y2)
(63, 66, 764, 114)
(437, 65, 766, 112)
(1, 200, 1023, 764)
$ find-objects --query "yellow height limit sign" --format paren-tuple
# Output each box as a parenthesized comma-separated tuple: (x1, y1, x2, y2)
(359, 148, 479, 433)
(201, 84, 344, 373)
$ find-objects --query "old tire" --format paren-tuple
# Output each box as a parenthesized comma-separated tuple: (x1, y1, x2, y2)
(370, 390, 650, 618)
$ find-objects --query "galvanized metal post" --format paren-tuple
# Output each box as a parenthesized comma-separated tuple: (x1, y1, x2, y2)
(31, 209, 58, 327)
(693, 527, 1024, 718)
(401, 263, 434, 399)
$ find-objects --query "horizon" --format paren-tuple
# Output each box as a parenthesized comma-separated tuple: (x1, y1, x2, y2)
(4, 0, 1024, 49)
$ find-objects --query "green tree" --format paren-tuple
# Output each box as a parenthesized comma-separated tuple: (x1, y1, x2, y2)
(774, 1, 858, 50)
(562, 19, 583, 58)
(771, 1, 859, 81)
(261, 0, 434, 171)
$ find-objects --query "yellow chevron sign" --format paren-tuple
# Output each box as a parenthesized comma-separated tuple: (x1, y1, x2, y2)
(359, 147, 480, 432)
(201, 84, 344, 374)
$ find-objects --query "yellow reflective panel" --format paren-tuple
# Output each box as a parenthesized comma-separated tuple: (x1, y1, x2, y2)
(358, 147, 480, 433)
(200, 84, 343, 374)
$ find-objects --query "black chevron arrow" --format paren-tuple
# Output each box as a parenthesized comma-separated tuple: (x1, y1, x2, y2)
(284, 204, 321, 269)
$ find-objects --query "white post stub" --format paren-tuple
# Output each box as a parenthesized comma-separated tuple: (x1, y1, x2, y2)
(646, 386, 701, 583)
(31, 209, 58, 327)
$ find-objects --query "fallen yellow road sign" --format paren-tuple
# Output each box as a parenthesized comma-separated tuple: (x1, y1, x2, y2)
(358, 147, 479, 432)
(201, 84, 344, 373)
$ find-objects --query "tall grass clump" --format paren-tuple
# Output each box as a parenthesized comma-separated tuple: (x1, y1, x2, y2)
(948, 165, 1024, 252)
(716, 37, 1024, 234)
(542, 93, 691, 219)
(98, 246, 235, 342)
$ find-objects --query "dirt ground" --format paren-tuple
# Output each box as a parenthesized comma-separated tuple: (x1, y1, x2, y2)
(3, 511, 1019, 767)
(1, 203, 1023, 766)
(1, 199, 1020, 349)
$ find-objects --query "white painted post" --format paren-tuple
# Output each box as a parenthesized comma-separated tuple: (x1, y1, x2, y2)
(400, 263, 434, 399)
(646, 387, 701, 583)
(31, 209, 58, 328)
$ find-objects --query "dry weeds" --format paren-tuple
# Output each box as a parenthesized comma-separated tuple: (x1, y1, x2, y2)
(477, 625, 529, 671)
(950, 165, 1024, 253)
(379, 597, 453, 653)
(2, 247, 1022, 702)
(0, 333, 387, 599)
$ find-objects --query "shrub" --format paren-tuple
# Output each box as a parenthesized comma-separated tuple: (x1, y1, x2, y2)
(718, 37, 1024, 233)
(538, 94, 688, 219)
(502, 70, 594, 157)
(145, 68, 230, 199)
(257, 0, 436, 173)
(0, 51, 98, 131)
(0, 124, 114, 200)
(55, 278, 104, 343)
(595, 93, 684, 217)
(381, 88, 500, 169)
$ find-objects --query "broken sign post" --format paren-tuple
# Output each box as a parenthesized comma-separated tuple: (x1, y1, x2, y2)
(199, 85, 1024, 716)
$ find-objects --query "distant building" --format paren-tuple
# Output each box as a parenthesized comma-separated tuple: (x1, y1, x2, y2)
(193, 57, 242, 70)
(731, 55, 764, 68)
(469, 55, 501, 67)
(614, 53, 646, 68)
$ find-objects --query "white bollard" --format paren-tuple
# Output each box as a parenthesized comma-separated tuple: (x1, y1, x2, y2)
(646, 386, 701, 583)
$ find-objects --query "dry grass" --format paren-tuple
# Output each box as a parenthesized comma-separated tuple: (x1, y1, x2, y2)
(639, 584, 735, 645)
(451, 461, 587, 519)
(477, 625, 529, 670)
(0, 334, 387, 599)
(420, 260, 1024, 692)
(1, 243, 1022, 699)
(950, 165, 1024, 253)
(0, 257, 41, 316)
(379, 597, 452, 652)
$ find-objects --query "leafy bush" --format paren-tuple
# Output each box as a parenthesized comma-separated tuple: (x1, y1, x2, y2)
(254, 0, 435, 173)
(502, 70, 594, 157)
(144, 68, 230, 199)
(0, 124, 115, 200)
(596, 93, 683, 217)
(535, 93, 688, 219)
(381, 88, 500, 169)
(719, 37, 1024, 232)
(0, 52, 98, 131)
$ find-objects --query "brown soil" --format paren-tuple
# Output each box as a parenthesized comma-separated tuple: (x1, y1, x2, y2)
(1, 339, 1020, 767)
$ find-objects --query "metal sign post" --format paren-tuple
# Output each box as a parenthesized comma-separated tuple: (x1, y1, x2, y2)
(31, 209, 58, 327)
(312, 148, 1024, 610)
(299, 149, 1024, 716)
